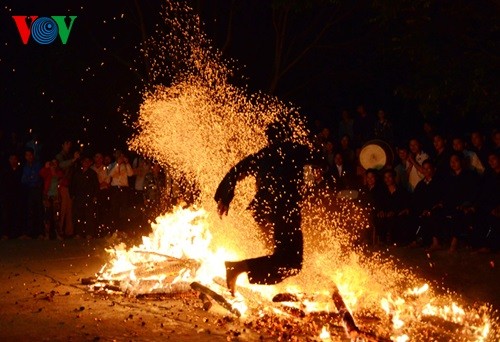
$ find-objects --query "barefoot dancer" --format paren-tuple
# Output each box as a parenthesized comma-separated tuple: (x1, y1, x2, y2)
(214, 122, 319, 295)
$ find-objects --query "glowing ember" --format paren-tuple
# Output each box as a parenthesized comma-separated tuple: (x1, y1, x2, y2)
(92, 1, 497, 340)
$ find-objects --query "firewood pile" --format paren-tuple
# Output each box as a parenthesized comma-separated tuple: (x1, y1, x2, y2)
(82, 272, 391, 341)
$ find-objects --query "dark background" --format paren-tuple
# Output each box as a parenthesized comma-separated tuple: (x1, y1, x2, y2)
(0, 0, 498, 159)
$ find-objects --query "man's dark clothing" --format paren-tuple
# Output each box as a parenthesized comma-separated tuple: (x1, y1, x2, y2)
(215, 142, 313, 285)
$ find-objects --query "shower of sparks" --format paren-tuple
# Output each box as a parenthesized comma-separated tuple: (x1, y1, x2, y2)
(95, 1, 497, 340)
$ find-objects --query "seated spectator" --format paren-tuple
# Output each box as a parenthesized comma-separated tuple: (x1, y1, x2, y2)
(428, 152, 478, 252)
(39, 159, 64, 239)
(0, 153, 22, 239)
(71, 157, 99, 238)
(408, 138, 429, 192)
(339, 135, 356, 172)
(358, 169, 384, 245)
(470, 130, 491, 169)
(473, 151, 500, 252)
(432, 134, 452, 181)
(452, 136, 485, 175)
(374, 169, 412, 245)
(410, 160, 443, 247)
(327, 152, 353, 190)
(323, 141, 335, 171)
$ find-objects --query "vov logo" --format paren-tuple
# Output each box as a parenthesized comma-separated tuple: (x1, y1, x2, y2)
(12, 16, 77, 45)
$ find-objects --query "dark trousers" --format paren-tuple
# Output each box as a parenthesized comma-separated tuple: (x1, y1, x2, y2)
(245, 207, 303, 285)
(23, 187, 43, 237)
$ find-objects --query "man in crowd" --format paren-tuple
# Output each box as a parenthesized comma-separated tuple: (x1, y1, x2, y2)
(20, 148, 43, 239)
(109, 150, 134, 230)
(55, 140, 80, 238)
(0, 153, 22, 239)
(71, 157, 99, 238)
(408, 138, 429, 192)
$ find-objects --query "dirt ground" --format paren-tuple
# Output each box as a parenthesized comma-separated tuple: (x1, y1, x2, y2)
(0, 238, 498, 341)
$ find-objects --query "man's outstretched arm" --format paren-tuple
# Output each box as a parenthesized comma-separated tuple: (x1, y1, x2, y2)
(214, 152, 259, 217)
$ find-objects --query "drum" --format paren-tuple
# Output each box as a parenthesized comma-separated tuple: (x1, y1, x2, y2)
(359, 139, 394, 170)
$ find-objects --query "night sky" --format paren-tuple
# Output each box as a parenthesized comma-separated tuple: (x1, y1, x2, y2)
(0, 0, 497, 159)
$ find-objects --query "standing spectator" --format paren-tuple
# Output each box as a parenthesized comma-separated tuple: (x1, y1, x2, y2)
(407, 138, 429, 192)
(338, 110, 354, 141)
(39, 159, 63, 239)
(373, 109, 394, 144)
(91, 153, 111, 236)
(55, 141, 79, 237)
(353, 104, 374, 147)
(109, 151, 134, 229)
(323, 141, 335, 171)
(452, 136, 485, 175)
(144, 163, 167, 218)
(71, 157, 99, 238)
(132, 157, 150, 204)
(25, 132, 42, 163)
(0, 153, 22, 239)
(432, 134, 452, 181)
(470, 131, 491, 168)
(20, 148, 43, 239)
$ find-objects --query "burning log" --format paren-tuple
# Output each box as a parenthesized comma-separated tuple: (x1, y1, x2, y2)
(331, 284, 389, 342)
(81, 276, 97, 285)
(198, 292, 213, 311)
(272, 293, 300, 302)
(190, 282, 241, 317)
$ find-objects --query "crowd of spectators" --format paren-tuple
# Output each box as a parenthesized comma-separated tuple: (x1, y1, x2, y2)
(0, 106, 498, 255)
(0, 135, 180, 241)
(311, 104, 499, 253)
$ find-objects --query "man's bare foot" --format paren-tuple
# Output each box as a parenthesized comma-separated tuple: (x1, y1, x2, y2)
(225, 261, 240, 296)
